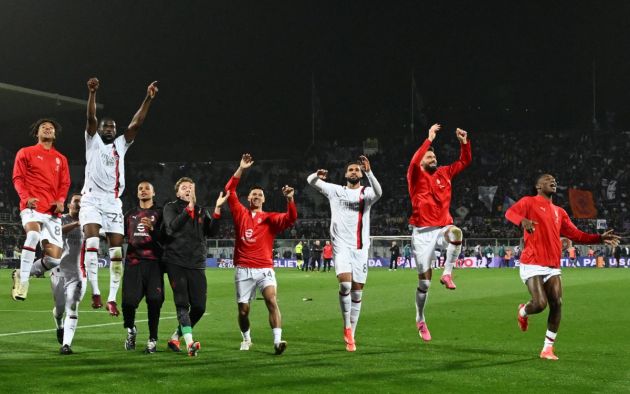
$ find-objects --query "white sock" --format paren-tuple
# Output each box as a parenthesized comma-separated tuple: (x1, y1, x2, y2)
(62, 304, 79, 346)
(87, 258, 100, 295)
(183, 333, 193, 347)
(272, 328, 282, 344)
(415, 280, 431, 323)
(84, 237, 100, 295)
(350, 290, 363, 336)
(241, 329, 251, 342)
(519, 304, 528, 317)
(170, 329, 180, 341)
(544, 330, 557, 348)
(20, 231, 40, 284)
(443, 243, 461, 276)
(107, 247, 123, 303)
(339, 282, 352, 328)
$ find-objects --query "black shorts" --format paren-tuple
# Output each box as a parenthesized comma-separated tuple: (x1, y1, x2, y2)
(165, 263, 207, 309)
(122, 259, 165, 308)
(296, 253, 303, 260)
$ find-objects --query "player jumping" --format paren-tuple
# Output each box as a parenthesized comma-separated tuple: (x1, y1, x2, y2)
(12, 119, 70, 300)
(505, 174, 620, 360)
(81, 77, 158, 316)
(407, 123, 471, 341)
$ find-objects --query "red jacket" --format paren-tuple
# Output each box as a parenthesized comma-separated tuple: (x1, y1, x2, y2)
(323, 244, 333, 259)
(407, 139, 471, 227)
(225, 176, 297, 268)
(505, 195, 601, 268)
(13, 143, 70, 215)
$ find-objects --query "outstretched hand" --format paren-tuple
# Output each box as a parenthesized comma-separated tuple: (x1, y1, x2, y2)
(87, 77, 99, 93)
(359, 155, 371, 172)
(521, 218, 537, 234)
(240, 153, 254, 170)
(147, 81, 159, 99)
(428, 123, 441, 142)
(216, 190, 230, 208)
(316, 169, 328, 180)
(601, 229, 621, 248)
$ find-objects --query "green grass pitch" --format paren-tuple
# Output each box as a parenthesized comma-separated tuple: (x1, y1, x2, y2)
(0, 268, 628, 393)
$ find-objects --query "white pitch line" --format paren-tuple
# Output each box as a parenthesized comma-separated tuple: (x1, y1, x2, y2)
(0, 316, 177, 338)
(0, 309, 176, 314)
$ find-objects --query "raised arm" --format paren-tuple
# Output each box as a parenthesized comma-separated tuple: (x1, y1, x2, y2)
(447, 128, 472, 177)
(86, 78, 99, 136)
(407, 124, 440, 193)
(124, 81, 158, 143)
(225, 154, 253, 213)
(359, 155, 382, 201)
(268, 186, 298, 232)
(307, 169, 335, 197)
(203, 191, 229, 237)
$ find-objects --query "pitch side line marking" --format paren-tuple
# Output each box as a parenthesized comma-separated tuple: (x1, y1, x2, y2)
(0, 316, 177, 338)
(0, 310, 177, 314)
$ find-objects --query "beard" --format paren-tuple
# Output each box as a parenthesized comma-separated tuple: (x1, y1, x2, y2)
(423, 163, 438, 173)
(346, 176, 361, 185)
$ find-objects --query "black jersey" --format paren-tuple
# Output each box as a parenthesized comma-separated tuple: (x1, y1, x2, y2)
(124, 205, 163, 265)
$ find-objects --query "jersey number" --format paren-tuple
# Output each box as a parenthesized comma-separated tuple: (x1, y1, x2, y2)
(106, 213, 123, 223)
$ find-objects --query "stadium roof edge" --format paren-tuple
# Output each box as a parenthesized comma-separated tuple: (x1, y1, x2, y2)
(0, 82, 103, 109)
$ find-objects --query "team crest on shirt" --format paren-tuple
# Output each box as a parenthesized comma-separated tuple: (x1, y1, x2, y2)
(257, 218, 262, 224)
(245, 229, 253, 238)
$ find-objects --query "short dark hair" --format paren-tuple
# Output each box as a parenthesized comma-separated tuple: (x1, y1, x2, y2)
(249, 185, 265, 193)
(99, 117, 116, 127)
(427, 146, 434, 152)
(174, 177, 194, 193)
(344, 161, 362, 172)
(30, 118, 62, 138)
(68, 192, 82, 203)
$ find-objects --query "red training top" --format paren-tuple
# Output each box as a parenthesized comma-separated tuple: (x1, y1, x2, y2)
(225, 176, 297, 268)
(13, 143, 70, 216)
(407, 139, 471, 227)
(505, 195, 601, 268)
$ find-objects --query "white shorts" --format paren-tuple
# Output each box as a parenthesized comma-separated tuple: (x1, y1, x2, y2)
(519, 264, 562, 284)
(51, 268, 87, 313)
(235, 267, 277, 303)
(79, 194, 124, 235)
(333, 246, 368, 284)
(20, 209, 63, 248)
(411, 226, 451, 273)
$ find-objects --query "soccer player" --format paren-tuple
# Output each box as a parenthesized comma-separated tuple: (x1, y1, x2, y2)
(49, 193, 86, 355)
(163, 178, 227, 357)
(80, 77, 158, 316)
(12, 119, 71, 300)
(505, 174, 620, 360)
(307, 155, 382, 352)
(407, 123, 471, 341)
(122, 181, 164, 354)
(225, 154, 297, 355)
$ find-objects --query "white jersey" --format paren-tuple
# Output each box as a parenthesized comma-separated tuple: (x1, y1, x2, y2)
(58, 214, 84, 281)
(307, 171, 382, 250)
(81, 132, 133, 199)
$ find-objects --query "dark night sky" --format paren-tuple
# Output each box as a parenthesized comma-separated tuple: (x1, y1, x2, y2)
(1, 1, 629, 161)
